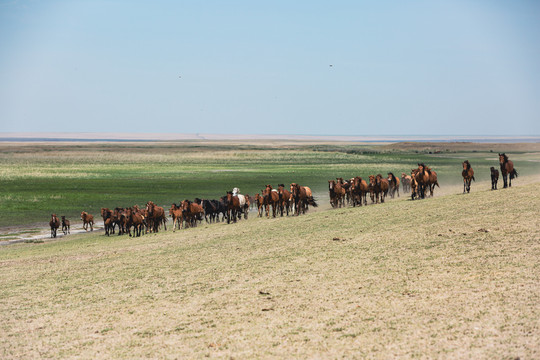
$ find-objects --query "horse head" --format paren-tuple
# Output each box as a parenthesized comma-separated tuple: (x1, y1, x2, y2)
(328, 180, 335, 190)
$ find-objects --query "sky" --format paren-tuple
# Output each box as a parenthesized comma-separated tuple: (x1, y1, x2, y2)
(0, 0, 539, 136)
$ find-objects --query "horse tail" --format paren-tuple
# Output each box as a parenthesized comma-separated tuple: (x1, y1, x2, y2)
(472, 176, 475, 182)
(307, 196, 318, 207)
(435, 181, 440, 188)
(511, 169, 518, 179)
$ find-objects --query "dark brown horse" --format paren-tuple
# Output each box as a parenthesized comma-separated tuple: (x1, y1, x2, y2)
(412, 167, 428, 199)
(387, 172, 400, 198)
(81, 211, 94, 231)
(328, 180, 345, 208)
(490, 166, 499, 190)
(101, 207, 114, 236)
(112, 208, 127, 235)
(462, 160, 475, 193)
(49, 214, 60, 238)
(290, 183, 317, 215)
(351, 176, 368, 206)
(61, 216, 70, 235)
(499, 153, 518, 188)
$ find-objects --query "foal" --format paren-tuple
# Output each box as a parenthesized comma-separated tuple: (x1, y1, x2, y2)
(490, 167, 499, 190)
(61, 216, 70, 235)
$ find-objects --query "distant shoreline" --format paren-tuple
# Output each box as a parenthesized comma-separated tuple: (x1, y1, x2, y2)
(1, 132, 539, 143)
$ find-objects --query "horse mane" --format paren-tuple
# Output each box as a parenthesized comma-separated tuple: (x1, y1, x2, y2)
(278, 184, 284, 187)
(388, 172, 396, 186)
(464, 160, 471, 170)
(500, 153, 508, 163)
(419, 163, 432, 175)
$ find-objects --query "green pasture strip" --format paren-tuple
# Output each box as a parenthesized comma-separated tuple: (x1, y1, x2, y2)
(1, 182, 538, 358)
(1, 144, 539, 227)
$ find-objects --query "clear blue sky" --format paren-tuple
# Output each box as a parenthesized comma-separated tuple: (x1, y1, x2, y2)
(1, 0, 539, 136)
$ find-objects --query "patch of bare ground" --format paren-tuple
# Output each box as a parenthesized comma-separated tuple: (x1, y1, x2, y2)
(382, 142, 540, 153)
(1, 181, 539, 359)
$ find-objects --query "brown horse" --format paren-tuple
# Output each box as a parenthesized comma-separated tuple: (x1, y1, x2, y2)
(376, 174, 389, 203)
(336, 178, 351, 205)
(224, 192, 242, 223)
(180, 200, 204, 227)
(387, 172, 400, 198)
(415, 164, 439, 198)
(146, 201, 167, 233)
(255, 193, 265, 217)
(277, 184, 293, 216)
(490, 166, 499, 190)
(125, 207, 144, 237)
(351, 176, 368, 206)
(368, 175, 378, 203)
(101, 207, 114, 236)
(411, 167, 428, 199)
(328, 180, 345, 208)
(290, 183, 317, 215)
(61, 216, 70, 235)
(263, 184, 280, 218)
(81, 211, 94, 231)
(49, 214, 60, 238)
(428, 169, 440, 197)
(401, 173, 411, 193)
(499, 153, 518, 188)
(462, 160, 475, 193)
(410, 171, 419, 200)
(112, 208, 127, 235)
(169, 203, 184, 231)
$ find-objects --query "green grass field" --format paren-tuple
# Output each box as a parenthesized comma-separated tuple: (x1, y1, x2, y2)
(1, 175, 538, 358)
(1, 141, 539, 227)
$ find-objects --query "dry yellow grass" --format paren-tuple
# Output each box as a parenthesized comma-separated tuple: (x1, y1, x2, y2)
(1, 181, 539, 359)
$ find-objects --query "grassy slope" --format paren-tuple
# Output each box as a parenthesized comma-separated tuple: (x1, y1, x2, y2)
(1, 182, 539, 359)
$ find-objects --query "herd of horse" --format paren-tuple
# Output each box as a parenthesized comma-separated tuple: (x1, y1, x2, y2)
(48, 153, 519, 238)
(328, 163, 441, 208)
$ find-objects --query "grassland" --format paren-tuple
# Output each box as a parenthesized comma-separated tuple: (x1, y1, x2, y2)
(1, 176, 539, 358)
(1, 141, 539, 228)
